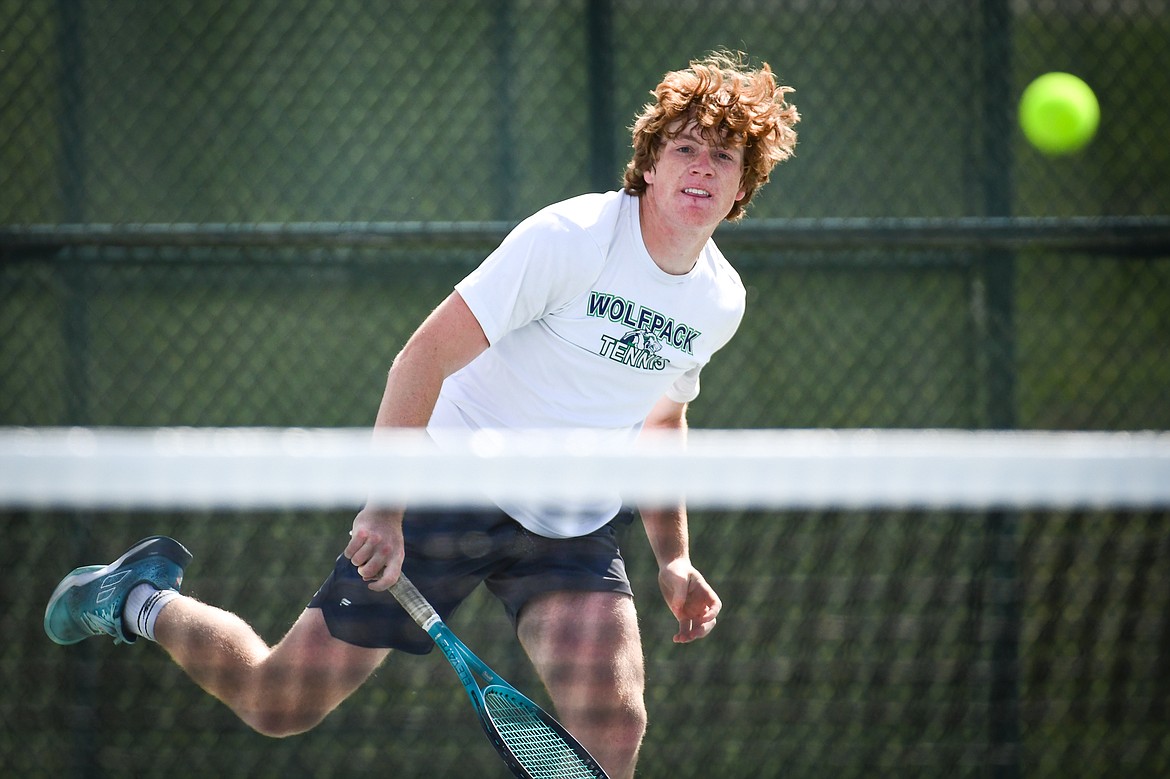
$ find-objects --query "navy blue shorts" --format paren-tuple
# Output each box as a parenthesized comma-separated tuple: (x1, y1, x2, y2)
(307, 507, 635, 653)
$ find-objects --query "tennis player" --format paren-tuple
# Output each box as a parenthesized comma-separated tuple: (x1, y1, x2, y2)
(45, 51, 798, 779)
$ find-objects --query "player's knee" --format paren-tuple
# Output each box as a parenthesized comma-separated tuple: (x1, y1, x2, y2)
(577, 695, 647, 747)
(580, 698, 646, 779)
(616, 697, 648, 744)
(242, 703, 331, 738)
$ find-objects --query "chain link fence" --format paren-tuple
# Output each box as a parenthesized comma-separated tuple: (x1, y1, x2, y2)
(4, 0, 1170, 224)
(3, 1, 1169, 778)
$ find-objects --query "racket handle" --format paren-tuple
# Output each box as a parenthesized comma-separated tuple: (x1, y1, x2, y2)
(388, 572, 438, 628)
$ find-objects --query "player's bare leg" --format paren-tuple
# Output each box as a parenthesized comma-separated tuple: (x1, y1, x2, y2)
(518, 591, 647, 779)
(154, 601, 390, 736)
(45, 536, 389, 737)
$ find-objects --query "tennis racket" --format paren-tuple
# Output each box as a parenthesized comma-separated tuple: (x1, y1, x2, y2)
(389, 573, 610, 779)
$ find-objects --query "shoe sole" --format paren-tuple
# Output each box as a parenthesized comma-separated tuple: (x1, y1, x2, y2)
(45, 536, 193, 622)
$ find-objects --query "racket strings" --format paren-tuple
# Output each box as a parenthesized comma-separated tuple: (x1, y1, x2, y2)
(484, 689, 606, 778)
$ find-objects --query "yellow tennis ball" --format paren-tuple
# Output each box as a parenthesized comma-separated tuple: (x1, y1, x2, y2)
(1019, 72, 1100, 155)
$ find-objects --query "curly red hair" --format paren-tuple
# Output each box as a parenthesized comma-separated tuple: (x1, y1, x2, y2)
(623, 51, 799, 222)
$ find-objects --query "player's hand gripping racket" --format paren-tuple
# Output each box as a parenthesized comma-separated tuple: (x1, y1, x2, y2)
(389, 573, 610, 779)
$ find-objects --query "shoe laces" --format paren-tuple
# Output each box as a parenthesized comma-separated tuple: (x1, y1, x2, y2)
(80, 608, 120, 639)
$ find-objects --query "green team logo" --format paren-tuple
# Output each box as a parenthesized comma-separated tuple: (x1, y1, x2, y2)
(587, 291, 701, 371)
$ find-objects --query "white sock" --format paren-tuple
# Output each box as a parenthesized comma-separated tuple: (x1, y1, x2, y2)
(123, 584, 180, 642)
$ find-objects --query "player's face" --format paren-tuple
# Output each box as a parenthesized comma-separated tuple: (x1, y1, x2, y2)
(643, 123, 746, 230)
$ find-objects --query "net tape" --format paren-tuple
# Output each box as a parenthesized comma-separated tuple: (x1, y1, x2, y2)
(2, 427, 1168, 511)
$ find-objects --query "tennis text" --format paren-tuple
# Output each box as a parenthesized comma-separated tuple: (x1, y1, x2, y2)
(587, 292, 701, 355)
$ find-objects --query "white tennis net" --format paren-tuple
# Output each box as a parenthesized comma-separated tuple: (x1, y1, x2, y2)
(2, 426, 1168, 510)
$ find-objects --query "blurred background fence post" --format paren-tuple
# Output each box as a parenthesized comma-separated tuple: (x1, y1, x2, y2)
(978, 2, 1022, 777)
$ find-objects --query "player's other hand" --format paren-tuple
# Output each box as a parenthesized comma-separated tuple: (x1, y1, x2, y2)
(345, 507, 405, 591)
(658, 560, 721, 643)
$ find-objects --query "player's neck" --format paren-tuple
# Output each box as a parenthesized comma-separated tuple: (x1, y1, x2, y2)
(637, 197, 712, 276)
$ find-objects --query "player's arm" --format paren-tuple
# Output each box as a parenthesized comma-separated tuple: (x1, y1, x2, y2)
(637, 395, 722, 643)
(345, 291, 489, 590)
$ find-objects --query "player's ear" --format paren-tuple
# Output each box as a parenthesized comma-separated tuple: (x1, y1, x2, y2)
(643, 167, 655, 185)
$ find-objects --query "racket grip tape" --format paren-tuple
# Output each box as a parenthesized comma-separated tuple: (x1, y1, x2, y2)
(388, 573, 439, 628)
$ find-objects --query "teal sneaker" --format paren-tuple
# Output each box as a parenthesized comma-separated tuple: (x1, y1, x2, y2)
(44, 536, 192, 645)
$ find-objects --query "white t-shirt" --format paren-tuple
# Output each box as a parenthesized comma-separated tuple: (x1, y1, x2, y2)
(428, 190, 745, 537)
